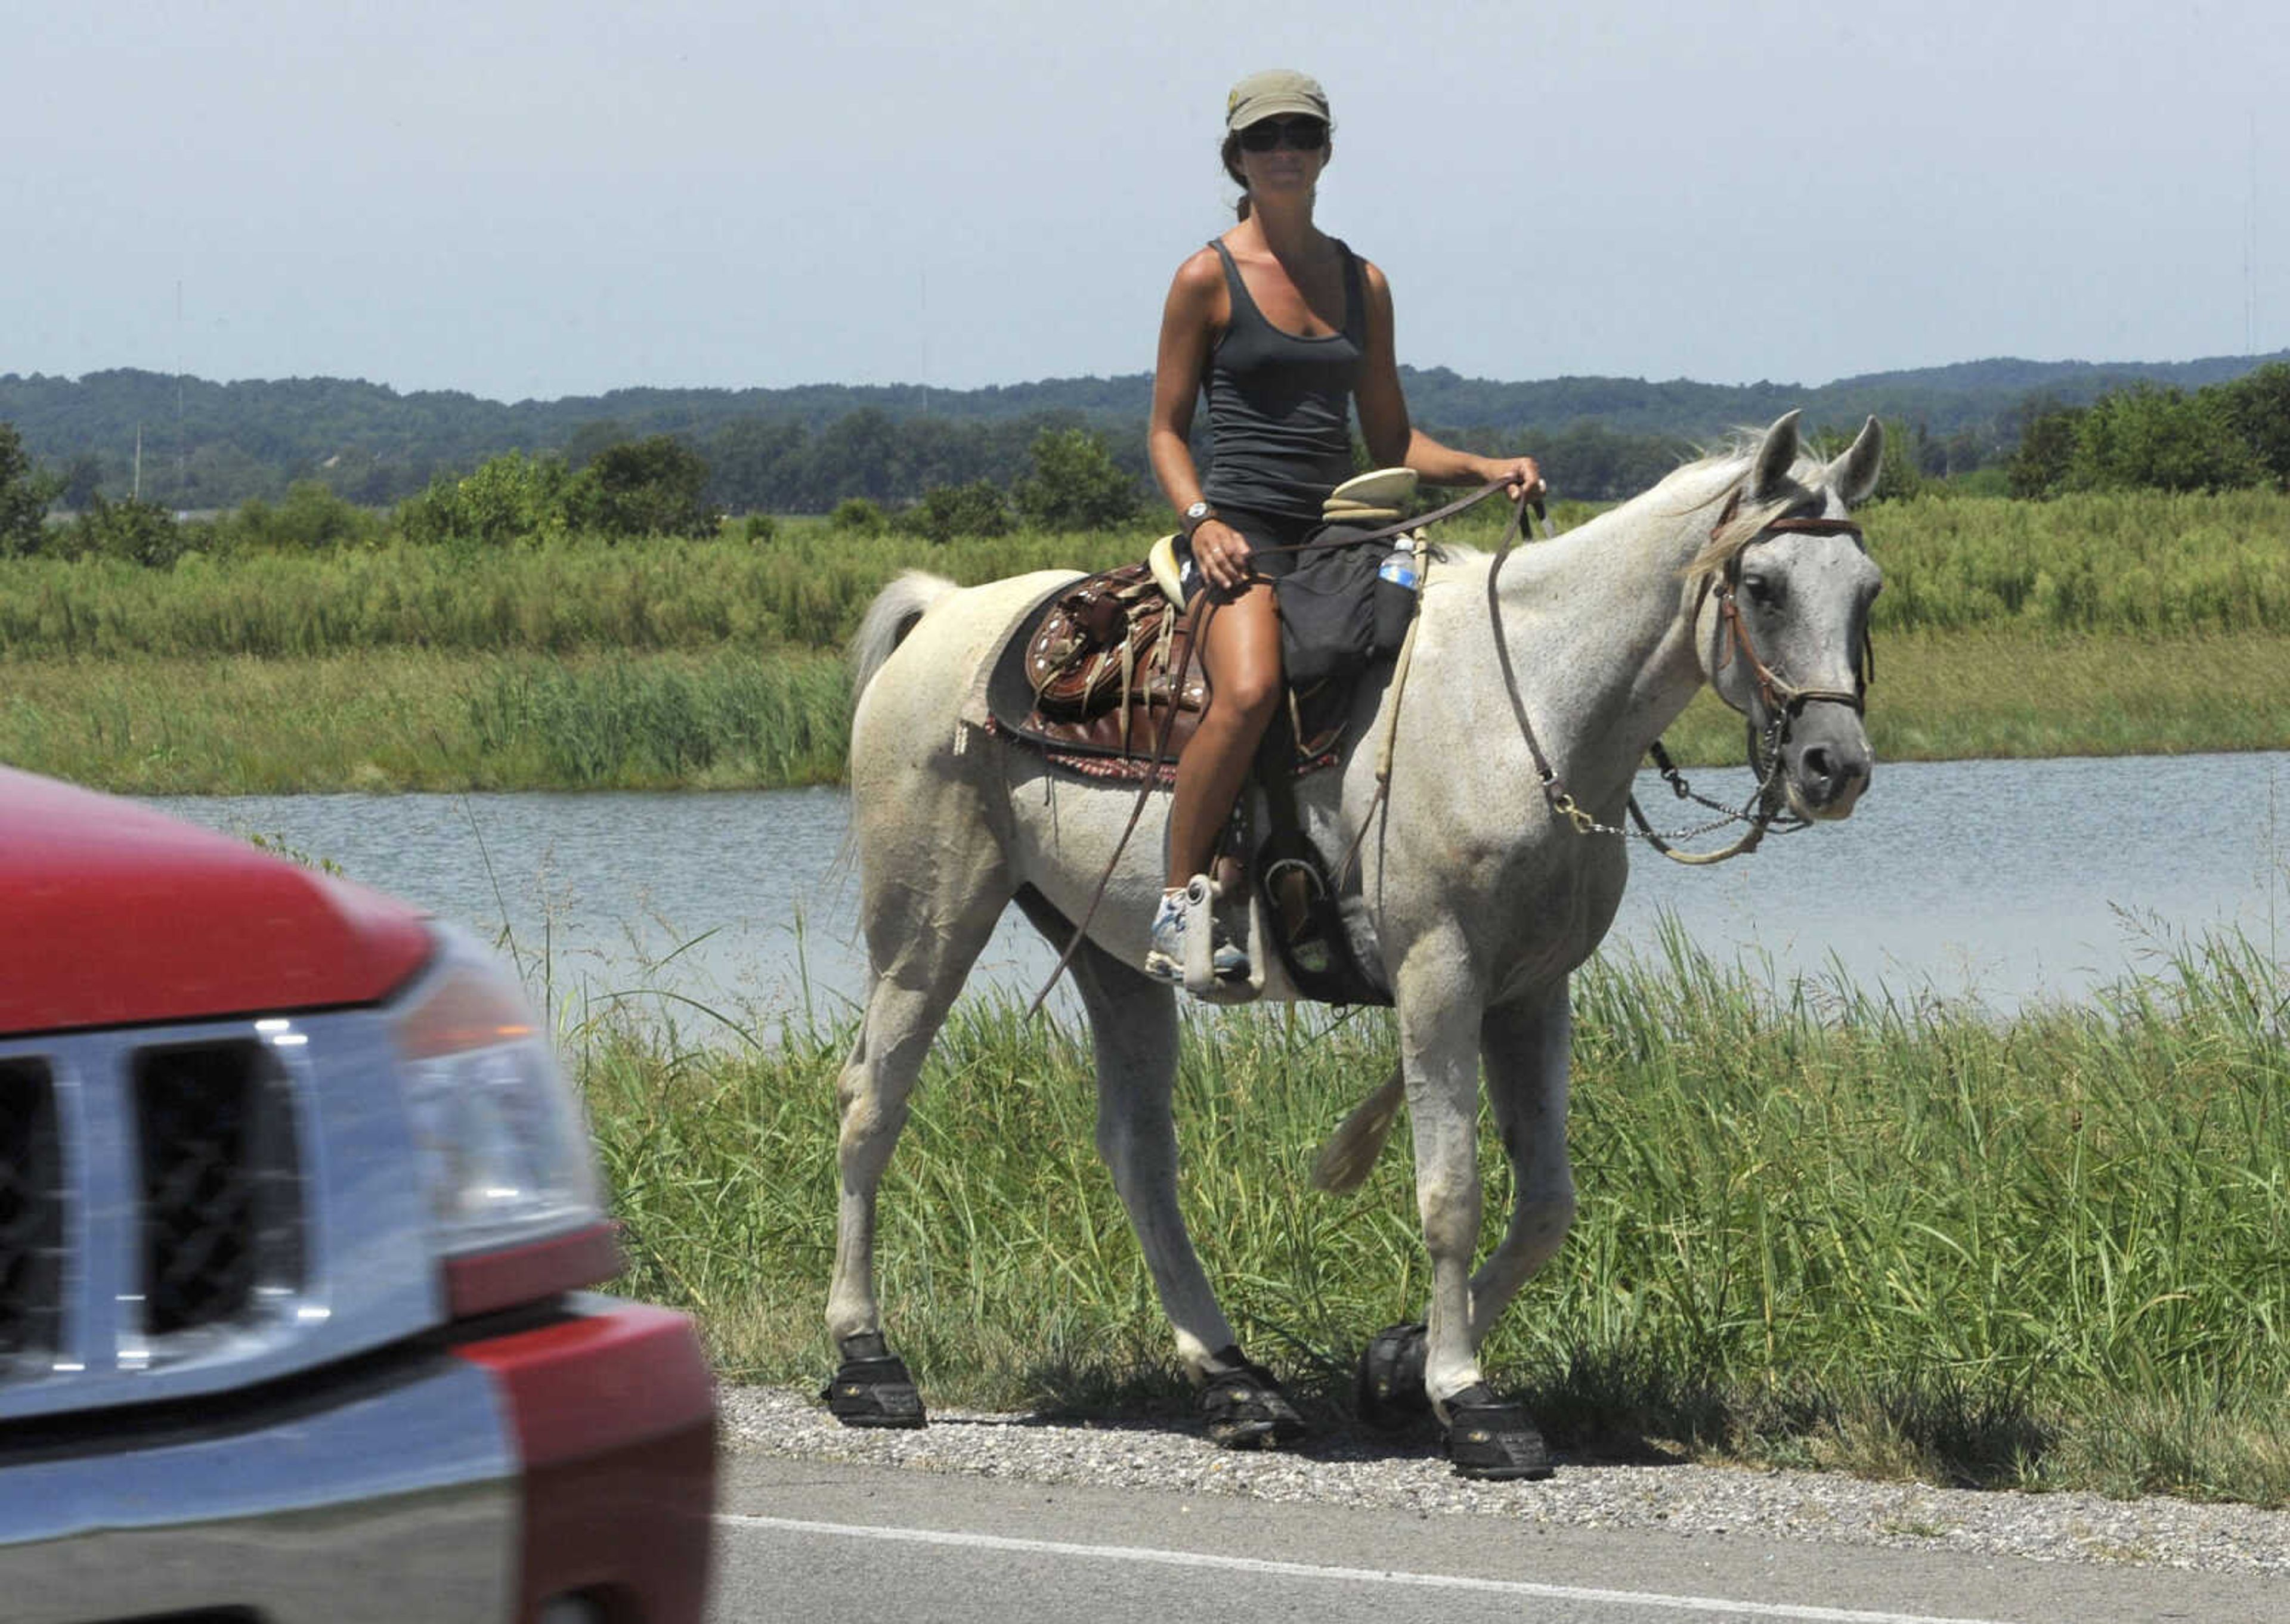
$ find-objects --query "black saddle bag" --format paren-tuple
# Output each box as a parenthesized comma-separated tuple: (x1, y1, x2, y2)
(1274, 522, 1403, 686)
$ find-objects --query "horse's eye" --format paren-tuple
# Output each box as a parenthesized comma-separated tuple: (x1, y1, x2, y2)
(1741, 574, 1782, 608)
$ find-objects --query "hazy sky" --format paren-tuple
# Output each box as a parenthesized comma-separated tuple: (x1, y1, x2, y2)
(6, 1, 2282, 401)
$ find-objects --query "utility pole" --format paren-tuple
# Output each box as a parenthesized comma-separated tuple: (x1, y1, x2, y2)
(176, 280, 187, 507)
(2247, 111, 2260, 357)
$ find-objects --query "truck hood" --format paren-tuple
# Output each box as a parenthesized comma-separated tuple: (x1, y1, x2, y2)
(0, 768, 434, 1035)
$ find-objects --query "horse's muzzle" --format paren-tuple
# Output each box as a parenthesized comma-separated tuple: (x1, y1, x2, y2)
(1781, 703, 1872, 820)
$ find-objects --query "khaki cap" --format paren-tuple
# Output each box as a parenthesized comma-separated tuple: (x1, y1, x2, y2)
(1226, 69, 1332, 131)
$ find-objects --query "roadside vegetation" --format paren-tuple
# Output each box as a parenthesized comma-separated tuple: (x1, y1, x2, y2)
(574, 922, 2290, 1507)
(2, 396, 2287, 791)
(1, 478, 2285, 791)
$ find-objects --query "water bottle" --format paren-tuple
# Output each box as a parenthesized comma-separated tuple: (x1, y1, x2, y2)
(1373, 535, 1419, 651)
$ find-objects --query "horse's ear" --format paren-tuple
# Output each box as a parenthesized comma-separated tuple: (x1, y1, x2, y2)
(1826, 416, 1885, 507)
(1750, 410, 1802, 503)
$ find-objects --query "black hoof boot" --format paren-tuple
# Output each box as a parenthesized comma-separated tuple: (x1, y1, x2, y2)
(1198, 1345, 1308, 1449)
(1354, 1322, 1431, 1431)
(822, 1332, 926, 1429)
(1440, 1383, 1554, 1481)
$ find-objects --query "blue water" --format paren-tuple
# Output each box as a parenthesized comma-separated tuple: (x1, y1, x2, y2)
(147, 752, 2290, 1024)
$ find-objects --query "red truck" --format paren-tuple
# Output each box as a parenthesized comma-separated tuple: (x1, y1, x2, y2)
(0, 767, 716, 1622)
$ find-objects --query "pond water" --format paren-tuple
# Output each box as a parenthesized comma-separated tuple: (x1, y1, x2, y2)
(147, 751, 2290, 1028)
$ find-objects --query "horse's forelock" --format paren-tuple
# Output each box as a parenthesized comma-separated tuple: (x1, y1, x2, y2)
(1673, 439, 1844, 588)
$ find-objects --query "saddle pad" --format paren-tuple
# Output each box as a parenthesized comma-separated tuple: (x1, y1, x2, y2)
(983, 571, 1351, 785)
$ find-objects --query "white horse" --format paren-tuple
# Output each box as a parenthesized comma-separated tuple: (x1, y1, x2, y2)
(824, 411, 1884, 1478)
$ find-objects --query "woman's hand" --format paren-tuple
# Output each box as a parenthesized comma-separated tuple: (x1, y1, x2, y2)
(1190, 518, 1254, 593)
(1480, 455, 1545, 503)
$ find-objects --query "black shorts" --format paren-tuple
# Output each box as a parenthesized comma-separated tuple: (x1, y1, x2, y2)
(1176, 505, 1320, 602)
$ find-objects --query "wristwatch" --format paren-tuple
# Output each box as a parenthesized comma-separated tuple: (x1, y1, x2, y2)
(1180, 500, 1215, 538)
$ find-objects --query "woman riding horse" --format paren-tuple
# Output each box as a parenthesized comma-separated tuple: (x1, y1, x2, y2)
(1144, 68, 1542, 982)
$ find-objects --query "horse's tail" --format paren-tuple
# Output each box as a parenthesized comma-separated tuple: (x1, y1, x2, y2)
(849, 570, 959, 718)
(1308, 1064, 1406, 1194)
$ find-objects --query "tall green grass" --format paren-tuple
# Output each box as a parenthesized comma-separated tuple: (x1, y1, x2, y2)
(2, 490, 2282, 791)
(0, 491, 2283, 661)
(1868, 489, 2290, 633)
(0, 528, 1146, 659)
(466, 653, 848, 786)
(0, 650, 850, 793)
(2, 626, 2283, 794)
(579, 926, 2290, 1504)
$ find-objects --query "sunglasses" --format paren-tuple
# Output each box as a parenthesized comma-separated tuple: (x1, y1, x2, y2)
(1238, 116, 1327, 153)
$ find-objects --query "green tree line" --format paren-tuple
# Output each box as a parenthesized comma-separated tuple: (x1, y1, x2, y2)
(2008, 363, 2290, 497)
(0, 420, 1154, 563)
(10, 352, 2286, 513)
(6, 365, 2286, 565)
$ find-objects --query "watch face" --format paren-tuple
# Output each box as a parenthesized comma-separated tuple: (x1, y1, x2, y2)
(1186, 501, 1209, 520)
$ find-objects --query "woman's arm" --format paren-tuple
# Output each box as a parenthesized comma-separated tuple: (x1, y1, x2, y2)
(1354, 259, 1543, 495)
(1147, 249, 1226, 514)
(1147, 249, 1254, 591)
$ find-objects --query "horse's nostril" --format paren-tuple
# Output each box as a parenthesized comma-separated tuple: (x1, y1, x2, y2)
(1802, 745, 1835, 786)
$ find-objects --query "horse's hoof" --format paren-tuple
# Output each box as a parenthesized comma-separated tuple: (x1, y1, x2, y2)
(1199, 1345, 1308, 1448)
(1440, 1384, 1553, 1480)
(822, 1333, 927, 1429)
(1354, 1322, 1431, 1430)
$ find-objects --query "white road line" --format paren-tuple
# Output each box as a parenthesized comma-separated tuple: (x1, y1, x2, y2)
(717, 1513, 2015, 1624)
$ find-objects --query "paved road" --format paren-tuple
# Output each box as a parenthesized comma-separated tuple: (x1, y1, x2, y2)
(710, 1455, 2286, 1623)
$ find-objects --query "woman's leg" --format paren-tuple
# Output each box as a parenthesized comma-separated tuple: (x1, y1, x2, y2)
(1165, 579, 1283, 888)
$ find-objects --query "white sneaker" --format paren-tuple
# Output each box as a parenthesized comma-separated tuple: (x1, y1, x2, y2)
(1144, 889, 1248, 983)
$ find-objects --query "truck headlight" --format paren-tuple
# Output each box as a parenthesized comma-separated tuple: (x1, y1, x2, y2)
(392, 927, 602, 1257)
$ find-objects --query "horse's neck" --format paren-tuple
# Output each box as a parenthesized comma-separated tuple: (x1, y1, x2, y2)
(1441, 468, 1733, 805)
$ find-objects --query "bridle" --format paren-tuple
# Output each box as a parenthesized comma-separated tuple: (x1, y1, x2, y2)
(1488, 485, 1876, 865)
(1701, 497, 1874, 737)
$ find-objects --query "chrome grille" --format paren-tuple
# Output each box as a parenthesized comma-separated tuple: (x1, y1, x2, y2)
(133, 1043, 305, 1337)
(0, 1059, 63, 1362)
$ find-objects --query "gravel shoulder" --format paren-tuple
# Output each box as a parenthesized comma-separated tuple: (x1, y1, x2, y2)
(722, 1383, 2290, 1577)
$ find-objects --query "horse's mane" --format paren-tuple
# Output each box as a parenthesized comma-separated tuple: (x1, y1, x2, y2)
(1438, 437, 1834, 585)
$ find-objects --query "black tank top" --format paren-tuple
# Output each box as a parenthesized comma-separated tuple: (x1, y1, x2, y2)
(1200, 237, 1365, 524)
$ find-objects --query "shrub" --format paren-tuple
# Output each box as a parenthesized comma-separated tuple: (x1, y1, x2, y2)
(743, 513, 778, 544)
(570, 435, 722, 541)
(2065, 385, 2263, 494)
(0, 422, 61, 558)
(225, 481, 380, 551)
(1012, 427, 1139, 530)
(2007, 406, 2082, 498)
(2218, 361, 2290, 489)
(895, 481, 1012, 544)
(396, 450, 578, 547)
(70, 495, 189, 568)
(828, 498, 886, 535)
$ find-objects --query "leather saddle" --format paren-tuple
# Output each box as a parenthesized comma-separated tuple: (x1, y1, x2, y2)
(984, 534, 1350, 783)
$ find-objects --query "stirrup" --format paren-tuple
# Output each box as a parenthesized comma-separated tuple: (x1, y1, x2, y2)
(1181, 874, 1247, 990)
(1264, 855, 1333, 977)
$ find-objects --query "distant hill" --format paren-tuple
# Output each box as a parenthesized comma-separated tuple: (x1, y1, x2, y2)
(6, 351, 2285, 511)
